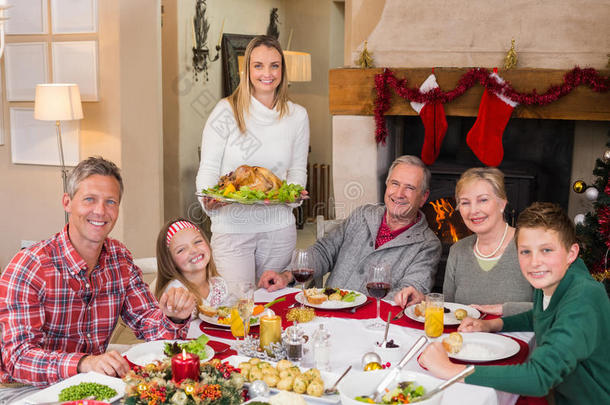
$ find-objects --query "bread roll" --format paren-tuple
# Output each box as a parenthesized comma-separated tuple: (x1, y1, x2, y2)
(442, 332, 463, 354)
(306, 294, 328, 305)
(198, 303, 218, 317)
(414, 302, 427, 318)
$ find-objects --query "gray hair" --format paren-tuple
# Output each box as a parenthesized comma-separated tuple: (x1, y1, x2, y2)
(385, 155, 431, 192)
(66, 156, 124, 200)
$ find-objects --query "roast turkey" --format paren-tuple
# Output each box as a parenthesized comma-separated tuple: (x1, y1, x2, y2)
(219, 165, 283, 192)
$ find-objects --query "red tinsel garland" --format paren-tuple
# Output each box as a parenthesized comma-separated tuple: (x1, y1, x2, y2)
(374, 67, 610, 144)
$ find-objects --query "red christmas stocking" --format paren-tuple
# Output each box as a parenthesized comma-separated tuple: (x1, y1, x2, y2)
(466, 72, 518, 167)
(410, 73, 448, 165)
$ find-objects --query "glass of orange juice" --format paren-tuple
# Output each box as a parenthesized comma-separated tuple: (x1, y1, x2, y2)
(424, 293, 444, 338)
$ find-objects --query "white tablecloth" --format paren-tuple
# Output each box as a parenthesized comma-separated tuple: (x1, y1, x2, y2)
(188, 288, 536, 405)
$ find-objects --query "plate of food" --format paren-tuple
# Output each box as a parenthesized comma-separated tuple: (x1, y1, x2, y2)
(295, 288, 367, 309)
(198, 165, 308, 205)
(442, 332, 520, 363)
(404, 302, 481, 325)
(198, 302, 263, 328)
(21, 372, 125, 404)
(225, 355, 340, 404)
(123, 335, 214, 366)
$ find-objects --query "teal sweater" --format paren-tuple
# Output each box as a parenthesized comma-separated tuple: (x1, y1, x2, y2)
(465, 259, 610, 404)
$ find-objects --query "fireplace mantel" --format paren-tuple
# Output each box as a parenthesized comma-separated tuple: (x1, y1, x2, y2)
(329, 68, 610, 121)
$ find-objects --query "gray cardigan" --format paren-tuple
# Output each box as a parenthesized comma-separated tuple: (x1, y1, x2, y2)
(308, 204, 441, 298)
(443, 234, 533, 316)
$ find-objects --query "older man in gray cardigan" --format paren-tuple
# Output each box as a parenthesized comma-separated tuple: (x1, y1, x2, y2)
(259, 155, 441, 307)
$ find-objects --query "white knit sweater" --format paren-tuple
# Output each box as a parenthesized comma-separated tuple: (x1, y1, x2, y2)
(196, 96, 309, 234)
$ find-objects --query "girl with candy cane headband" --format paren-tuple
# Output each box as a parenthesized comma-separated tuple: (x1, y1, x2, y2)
(155, 218, 228, 318)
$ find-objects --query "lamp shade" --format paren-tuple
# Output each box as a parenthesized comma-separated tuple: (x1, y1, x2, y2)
(284, 51, 311, 82)
(34, 83, 83, 121)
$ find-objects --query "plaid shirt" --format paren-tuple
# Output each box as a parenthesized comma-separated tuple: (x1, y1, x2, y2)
(0, 226, 189, 386)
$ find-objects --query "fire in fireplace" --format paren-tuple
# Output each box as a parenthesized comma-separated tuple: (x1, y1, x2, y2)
(423, 197, 472, 245)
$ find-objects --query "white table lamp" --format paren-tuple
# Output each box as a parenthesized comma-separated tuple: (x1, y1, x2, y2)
(34, 83, 84, 223)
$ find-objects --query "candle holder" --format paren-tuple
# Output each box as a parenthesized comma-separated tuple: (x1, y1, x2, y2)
(234, 334, 286, 361)
(192, 0, 221, 81)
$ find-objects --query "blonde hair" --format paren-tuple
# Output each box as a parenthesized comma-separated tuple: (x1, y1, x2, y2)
(155, 218, 219, 302)
(455, 167, 507, 203)
(227, 35, 290, 133)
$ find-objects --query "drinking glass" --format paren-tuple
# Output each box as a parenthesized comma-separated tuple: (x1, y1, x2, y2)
(366, 264, 391, 329)
(236, 282, 255, 340)
(290, 249, 314, 307)
(424, 293, 444, 338)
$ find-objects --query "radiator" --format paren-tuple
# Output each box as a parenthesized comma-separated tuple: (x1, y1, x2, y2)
(304, 163, 333, 220)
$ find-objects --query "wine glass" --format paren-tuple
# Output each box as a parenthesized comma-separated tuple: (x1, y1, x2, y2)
(290, 249, 314, 307)
(366, 264, 391, 329)
(236, 282, 255, 340)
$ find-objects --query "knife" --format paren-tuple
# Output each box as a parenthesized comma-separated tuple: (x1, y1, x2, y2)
(392, 307, 405, 321)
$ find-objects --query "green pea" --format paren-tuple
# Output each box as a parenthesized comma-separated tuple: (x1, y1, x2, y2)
(58, 382, 117, 401)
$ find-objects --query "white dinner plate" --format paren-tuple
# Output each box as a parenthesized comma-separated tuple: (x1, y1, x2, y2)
(446, 332, 521, 362)
(404, 302, 481, 325)
(123, 339, 214, 366)
(225, 355, 340, 404)
(198, 312, 261, 328)
(21, 372, 125, 404)
(294, 290, 367, 309)
(196, 191, 308, 206)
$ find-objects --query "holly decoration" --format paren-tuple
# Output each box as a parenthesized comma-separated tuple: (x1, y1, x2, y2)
(576, 133, 610, 292)
(124, 359, 245, 405)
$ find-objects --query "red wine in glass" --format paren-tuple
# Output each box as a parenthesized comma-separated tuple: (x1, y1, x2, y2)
(366, 282, 390, 299)
(292, 268, 314, 283)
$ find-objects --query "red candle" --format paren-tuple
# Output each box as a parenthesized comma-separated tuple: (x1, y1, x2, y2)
(171, 349, 200, 383)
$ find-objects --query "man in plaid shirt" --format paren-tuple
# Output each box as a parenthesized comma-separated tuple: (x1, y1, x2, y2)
(0, 157, 197, 387)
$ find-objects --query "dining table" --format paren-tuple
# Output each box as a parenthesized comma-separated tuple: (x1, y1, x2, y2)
(188, 287, 538, 405)
(7, 287, 540, 405)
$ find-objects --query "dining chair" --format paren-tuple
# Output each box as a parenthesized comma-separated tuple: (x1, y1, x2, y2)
(314, 215, 344, 287)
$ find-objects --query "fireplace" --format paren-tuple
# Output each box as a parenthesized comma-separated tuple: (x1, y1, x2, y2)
(378, 115, 575, 291)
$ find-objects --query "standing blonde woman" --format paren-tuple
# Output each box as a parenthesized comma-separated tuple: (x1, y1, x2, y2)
(443, 167, 533, 316)
(196, 35, 309, 289)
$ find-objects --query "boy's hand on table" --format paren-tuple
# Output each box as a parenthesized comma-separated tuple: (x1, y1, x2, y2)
(419, 342, 468, 380)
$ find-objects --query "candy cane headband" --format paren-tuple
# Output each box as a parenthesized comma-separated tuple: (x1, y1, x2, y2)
(166, 220, 199, 247)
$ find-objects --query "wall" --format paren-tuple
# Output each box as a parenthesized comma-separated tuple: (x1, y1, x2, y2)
(0, 0, 164, 269)
(333, 0, 609, 219)
(163, 0, 283, 223)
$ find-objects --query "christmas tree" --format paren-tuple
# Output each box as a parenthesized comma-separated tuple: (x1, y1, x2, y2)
(576, 133, 610, 294)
